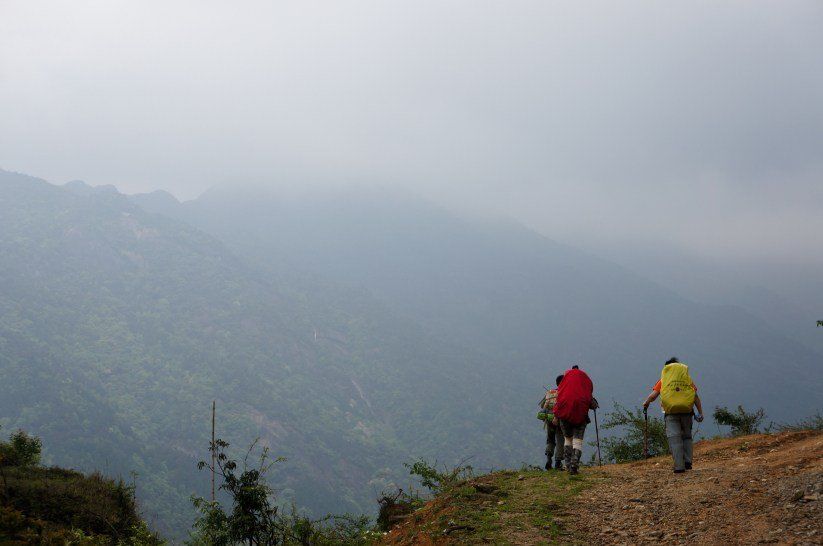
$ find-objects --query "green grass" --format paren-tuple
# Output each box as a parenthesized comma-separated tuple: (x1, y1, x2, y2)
(0, 465, 161, 544)
(395, 469, 593, 545)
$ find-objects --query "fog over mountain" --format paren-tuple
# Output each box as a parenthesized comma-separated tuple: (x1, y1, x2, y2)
(1, 168, 820, 536)
(1, 1, 822, 540)
(2, 1, 822, 269)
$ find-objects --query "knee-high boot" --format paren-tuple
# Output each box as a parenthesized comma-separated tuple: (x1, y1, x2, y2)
(570, 449, 582, 475)
(563, 445, 573, 472)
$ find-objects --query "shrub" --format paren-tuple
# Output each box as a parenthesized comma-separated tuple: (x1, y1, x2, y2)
(189, 438, 377, 545)
(403, 458, 473, 495)
(775, 412, 823, 432)
(376, 489, 420, 532)
(595, 403, 668, 463)
(190, 438, 282, 545)
(0, 429, 42, 467)
(713, 405, 766, 436)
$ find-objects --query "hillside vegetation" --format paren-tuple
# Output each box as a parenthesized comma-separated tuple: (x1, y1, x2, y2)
(0, 170, 496, 535)
(1, 169, 821, 536)
(380, 431, 822, 545)
(0, 429, 159, 545)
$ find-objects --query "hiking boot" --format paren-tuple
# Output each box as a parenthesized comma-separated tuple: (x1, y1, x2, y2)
(563, 445, 573, 470)
(685, 462, 692, 470)
(673, 469, 685, 474)
(545, 460, 552, 470)
(569, 465, 579, 476)
(554, 459, 564, 471)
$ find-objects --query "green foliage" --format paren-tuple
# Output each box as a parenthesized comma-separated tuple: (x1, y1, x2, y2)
(0, 453, 162, 544)
(775, 412, 823, 432)
(281, 511, 375, 546)
(595, 403, 668, 463)
(0, 429, 42, 468)
(190, 438, 282, 545)
(189, 438, 376, 545)
(713, 405, 766, 436)
(403, 458, 474, 495)
(0, 170, 507, 537)
(375, 489, 421, 533)
(385, 470, 590, 544)
(2, 170, 820, 538)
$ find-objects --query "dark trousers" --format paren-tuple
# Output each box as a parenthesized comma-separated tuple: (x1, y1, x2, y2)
(545, 422, 564, 464)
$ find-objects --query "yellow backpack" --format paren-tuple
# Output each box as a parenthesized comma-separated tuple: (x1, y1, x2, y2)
(660, 362, 695, 414)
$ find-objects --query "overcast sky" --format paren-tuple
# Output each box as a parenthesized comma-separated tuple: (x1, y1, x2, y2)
(2, 1, 822, 265)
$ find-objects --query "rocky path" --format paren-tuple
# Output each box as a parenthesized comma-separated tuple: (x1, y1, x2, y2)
(567, 431, 822, 545)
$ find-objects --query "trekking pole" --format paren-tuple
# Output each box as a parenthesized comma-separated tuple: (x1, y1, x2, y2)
(593, 408, 602, 467)
(643, 406, 649, 460)
(537, 385, 552, 406)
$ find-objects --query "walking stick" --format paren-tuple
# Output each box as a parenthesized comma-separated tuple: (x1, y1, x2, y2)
(594, 408, 602, 467)
(643, 406, 649, 459)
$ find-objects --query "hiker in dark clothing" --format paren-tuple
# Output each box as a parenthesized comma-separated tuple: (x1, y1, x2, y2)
(541, 374, 565, 470)
(643, 357, 704, 473)
(554, 365, 598, 475)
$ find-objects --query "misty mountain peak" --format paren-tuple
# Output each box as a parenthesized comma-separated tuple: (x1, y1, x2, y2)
(63, 180, 121, 196)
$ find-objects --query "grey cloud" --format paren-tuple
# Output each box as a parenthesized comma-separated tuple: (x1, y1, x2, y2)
(1, 0, 822, 263)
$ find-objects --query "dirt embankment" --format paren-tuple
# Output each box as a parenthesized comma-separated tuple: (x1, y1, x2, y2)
(569, 430, 821, 545)
(378, 431, 821, 545)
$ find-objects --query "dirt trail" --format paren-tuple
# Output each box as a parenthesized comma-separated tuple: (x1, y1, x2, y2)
(568, 431, 822, 545)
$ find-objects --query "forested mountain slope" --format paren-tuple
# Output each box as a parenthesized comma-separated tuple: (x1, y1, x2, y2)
(0, 171, 501, 536)
(147, 185, 821, 422)
(2, 170, 820, 538)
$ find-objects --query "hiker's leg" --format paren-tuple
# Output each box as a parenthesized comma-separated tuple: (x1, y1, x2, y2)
(570, 423, 586, 471)
(546, 424, 557, 468)
(665, 414, 686, 471)
(554, 426, 565, 468)
(681, 414, 694, 468)
(559, 420, 574, 471)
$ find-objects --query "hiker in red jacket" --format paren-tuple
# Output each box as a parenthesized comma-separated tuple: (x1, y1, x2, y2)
(553, 365, 598, 475)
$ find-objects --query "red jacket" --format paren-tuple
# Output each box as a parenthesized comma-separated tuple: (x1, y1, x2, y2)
(553, 368, 594, 425)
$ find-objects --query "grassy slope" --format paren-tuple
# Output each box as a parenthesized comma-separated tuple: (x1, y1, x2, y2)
(0, 465, 158, 544)
(381, 470, 592, 545)
(380, 431, 823, 545)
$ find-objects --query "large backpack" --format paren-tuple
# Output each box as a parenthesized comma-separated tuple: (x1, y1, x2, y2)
(537, 388, 559, 422)
(553, 368, 593, 425)
(660, 362, 695, 414)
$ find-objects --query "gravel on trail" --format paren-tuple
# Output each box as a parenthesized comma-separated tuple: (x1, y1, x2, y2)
(567, 431, 822, 545)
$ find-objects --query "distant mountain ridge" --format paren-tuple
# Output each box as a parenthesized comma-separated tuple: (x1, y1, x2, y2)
(1, 169, 820, 537)
(0, 170, 497, 536)
(134, 183, 821, 420)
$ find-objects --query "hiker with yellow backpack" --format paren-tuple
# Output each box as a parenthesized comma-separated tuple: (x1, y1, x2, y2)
(643, 357, 704, 473)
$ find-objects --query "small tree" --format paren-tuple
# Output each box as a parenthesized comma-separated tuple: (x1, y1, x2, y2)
(713, 405, 766, 436)
(596, 403, 668, 463)
(190, 438, 284, 545)
(0, 429, 42, 467)
(403, 457, 473, 495)
(189, 438, 376, 545)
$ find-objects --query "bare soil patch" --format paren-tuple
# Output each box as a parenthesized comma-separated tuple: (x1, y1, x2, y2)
(568, 431, 822, 545)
